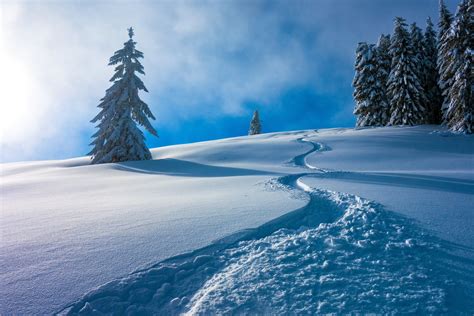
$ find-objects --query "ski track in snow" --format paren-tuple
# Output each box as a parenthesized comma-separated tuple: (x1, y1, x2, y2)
(60, 135, 474, 315)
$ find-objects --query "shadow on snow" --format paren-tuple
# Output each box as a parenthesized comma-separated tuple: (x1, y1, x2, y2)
(113, 158, 275, 178)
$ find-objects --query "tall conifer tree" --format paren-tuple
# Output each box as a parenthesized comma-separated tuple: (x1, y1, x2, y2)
(410, 23, 426, 88)
(387, 17, 427, 126)
(438, 0, 455, 122)
(444, 0, 473, 133)
(89, 28, 158, 164)
(376, 34, 391, 125)
(423, 17, 442, 123)
(353, 42, 388, 126)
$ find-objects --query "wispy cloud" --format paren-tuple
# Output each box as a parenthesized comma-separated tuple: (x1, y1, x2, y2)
(0, 0, 458, 162)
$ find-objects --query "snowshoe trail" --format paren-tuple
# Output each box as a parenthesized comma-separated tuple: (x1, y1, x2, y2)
(60, 134, 474, 315)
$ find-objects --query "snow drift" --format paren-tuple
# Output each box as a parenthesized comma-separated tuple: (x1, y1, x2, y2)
(1, 126, 473, 314)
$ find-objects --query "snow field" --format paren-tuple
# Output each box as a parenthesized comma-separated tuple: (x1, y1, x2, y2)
(61, 130, 474, 314)
(1, 131, 309, 315)
(1, 126, 472, 314)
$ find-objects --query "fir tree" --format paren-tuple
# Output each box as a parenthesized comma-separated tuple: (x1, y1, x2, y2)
(353, 42, 388, 127)
(423, 17, 443, 123)
(410, 22, 431, 120)
(387, 17, 427, 126)
(248, 110, 262, 135)
(444, 0, 473, 133)
(376, 34, 392, 125)
(437, 0, 454, 122)
(89, 27, 158, 164)
(410, 23, 426, 89)
(353, 42, 372, 126)
(376, 34, 392, 85)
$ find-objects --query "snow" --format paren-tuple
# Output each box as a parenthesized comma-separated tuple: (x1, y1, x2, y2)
(304, 126, 474, 248)
(1, 126, 473, 314)
(0, 131, 307, 314)
(185, 193, 452, 314)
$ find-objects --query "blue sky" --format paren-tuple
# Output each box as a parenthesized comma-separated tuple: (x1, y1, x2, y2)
(0, 0, 458, 162)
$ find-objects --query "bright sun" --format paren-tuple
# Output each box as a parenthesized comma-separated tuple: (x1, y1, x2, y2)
(0, 53, 37, 142)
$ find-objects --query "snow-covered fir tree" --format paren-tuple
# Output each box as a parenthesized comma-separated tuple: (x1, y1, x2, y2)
(89, 28, 158, 164)
(443, 0, 473, 133)
(376, 34, 392, 82)
(353, 42, 372, 126)
(387, 17, 427, 126)
(437, 0, 455, 121)
(248, 110, 262, 135)
(410, 22, 431, 121)
(353, 42, 388, 127)
(376, 33, 392, 125)
(410, 23, 426, 89)
(423, 17, 443, 123)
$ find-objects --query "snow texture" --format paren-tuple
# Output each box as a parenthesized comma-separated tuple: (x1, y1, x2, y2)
(1, 126, 473, 314)
(1, 131, 308, 315)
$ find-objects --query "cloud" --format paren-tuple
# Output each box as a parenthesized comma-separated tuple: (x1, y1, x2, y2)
(0, 0, 459, 162)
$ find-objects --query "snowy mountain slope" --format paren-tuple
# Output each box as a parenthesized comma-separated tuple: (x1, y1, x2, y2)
(0, 131, 309, 315)
(1, 126, 473, 314)
(303, 126, 474, 248)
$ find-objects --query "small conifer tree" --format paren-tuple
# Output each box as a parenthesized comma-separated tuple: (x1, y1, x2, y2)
(248, 110, 262, 135)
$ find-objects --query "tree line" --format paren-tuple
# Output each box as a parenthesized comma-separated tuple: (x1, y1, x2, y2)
(353, 0, 472, 134)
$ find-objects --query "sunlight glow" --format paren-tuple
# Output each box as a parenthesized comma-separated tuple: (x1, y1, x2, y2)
(0, 56, 35, 140)
(0, 3, 46, 147)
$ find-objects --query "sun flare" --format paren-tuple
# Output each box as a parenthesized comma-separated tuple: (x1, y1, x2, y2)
(0, 55, 37, 141)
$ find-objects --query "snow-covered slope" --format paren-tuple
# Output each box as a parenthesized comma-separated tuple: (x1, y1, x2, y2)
(1, 126, 473, 314)
(304, 127, 474, 249)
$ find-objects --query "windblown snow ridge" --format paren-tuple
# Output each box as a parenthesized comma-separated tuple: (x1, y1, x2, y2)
(59, 190, 474, 315)
(59, 136, 474, 315)
(185, 189, 474, 314)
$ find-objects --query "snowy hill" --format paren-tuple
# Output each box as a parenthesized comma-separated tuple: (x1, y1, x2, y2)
(1, 126, 473, 314)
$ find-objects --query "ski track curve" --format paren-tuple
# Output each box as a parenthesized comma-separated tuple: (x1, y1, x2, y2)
(59, 134, 474, 315)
